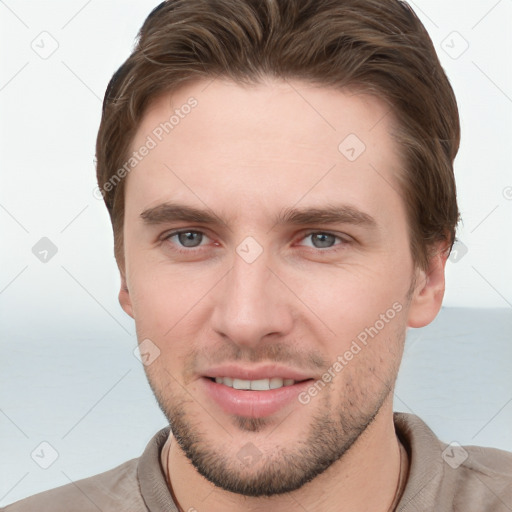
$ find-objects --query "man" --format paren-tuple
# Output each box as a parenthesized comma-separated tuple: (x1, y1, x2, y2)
(4, 0, 511, 510)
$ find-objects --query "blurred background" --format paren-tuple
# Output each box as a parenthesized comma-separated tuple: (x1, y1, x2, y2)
(1, 0, 511, 506)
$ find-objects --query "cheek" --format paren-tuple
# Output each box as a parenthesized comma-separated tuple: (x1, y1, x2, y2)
(297, 262, 409, 340)
(127, 259, 215, 339)
(335, 308, 407, 392)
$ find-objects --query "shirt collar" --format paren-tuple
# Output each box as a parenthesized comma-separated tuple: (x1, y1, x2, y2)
(136, 413, 445, 511)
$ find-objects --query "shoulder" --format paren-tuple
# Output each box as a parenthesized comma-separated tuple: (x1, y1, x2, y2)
(1, 457, 146, 512)
(443, 443, 512, 511)
(394, 412, 512, 511)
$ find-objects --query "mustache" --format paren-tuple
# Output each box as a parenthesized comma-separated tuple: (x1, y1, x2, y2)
(182, 341, 328, 379)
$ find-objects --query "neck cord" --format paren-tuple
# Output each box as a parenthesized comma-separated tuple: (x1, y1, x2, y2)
(166, 437, 408, 512)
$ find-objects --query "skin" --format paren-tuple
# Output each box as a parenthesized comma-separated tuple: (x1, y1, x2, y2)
(119, 77, 448, 512)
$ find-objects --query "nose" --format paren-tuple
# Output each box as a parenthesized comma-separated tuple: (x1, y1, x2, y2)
(210, 247, 295, 348)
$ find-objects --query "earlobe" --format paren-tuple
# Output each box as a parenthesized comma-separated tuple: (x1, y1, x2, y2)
(406, 245, 448, 328)
(119, 272, 134, 318)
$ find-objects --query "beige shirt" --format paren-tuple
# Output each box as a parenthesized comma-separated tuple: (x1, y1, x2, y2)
(3, 413, 511, 511)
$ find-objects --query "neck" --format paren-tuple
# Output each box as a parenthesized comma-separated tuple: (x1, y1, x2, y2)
(161, 403, 406, 512)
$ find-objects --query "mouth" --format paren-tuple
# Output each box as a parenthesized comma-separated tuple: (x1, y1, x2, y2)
(201, 373, 315, 418)
(206, 376, 309, 390)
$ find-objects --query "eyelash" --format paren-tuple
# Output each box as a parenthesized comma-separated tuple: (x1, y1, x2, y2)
(160, 229, 350, 255)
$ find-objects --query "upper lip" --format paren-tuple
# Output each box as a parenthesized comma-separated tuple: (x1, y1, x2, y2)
(203, 364, 315, 381)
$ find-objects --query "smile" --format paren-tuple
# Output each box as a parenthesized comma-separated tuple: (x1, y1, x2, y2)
(212, 377, 299, 390)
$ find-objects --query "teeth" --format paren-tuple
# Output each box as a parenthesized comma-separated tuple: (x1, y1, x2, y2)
(251, 378, 269, 391)
(213, 377, 297, 390)
(270, 377, 284, 389)
(233, 378, 251, 390)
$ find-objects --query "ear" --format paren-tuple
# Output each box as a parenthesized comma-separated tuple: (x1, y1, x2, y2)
(407, 243, 449, 328)
(119, 271, 134, 319)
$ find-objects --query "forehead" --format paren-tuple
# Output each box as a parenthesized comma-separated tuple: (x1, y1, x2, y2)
(126, 78, 405, 228)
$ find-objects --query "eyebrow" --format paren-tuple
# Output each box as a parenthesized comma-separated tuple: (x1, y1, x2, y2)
(140, 202, 377, 230)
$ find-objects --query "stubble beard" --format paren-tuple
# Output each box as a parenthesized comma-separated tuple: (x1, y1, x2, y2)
(147, 369, 395, 497)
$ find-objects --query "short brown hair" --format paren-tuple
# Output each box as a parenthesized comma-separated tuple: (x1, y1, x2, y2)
(96, 0, 460, 272)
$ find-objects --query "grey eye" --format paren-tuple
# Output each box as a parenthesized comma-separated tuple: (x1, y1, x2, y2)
(177, 231, 204, 247)
(308, 233, 337, 249)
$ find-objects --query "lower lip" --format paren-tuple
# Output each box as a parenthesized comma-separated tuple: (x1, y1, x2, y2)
(201, 377, 313, 418)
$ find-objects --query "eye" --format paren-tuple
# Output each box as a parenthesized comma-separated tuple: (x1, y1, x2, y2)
(160, 229, 350, 255)
(297, 231, 348, 250)
(162, 230, 211, 252)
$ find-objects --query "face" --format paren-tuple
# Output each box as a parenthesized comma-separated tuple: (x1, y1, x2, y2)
(119, 78, 444, 496)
